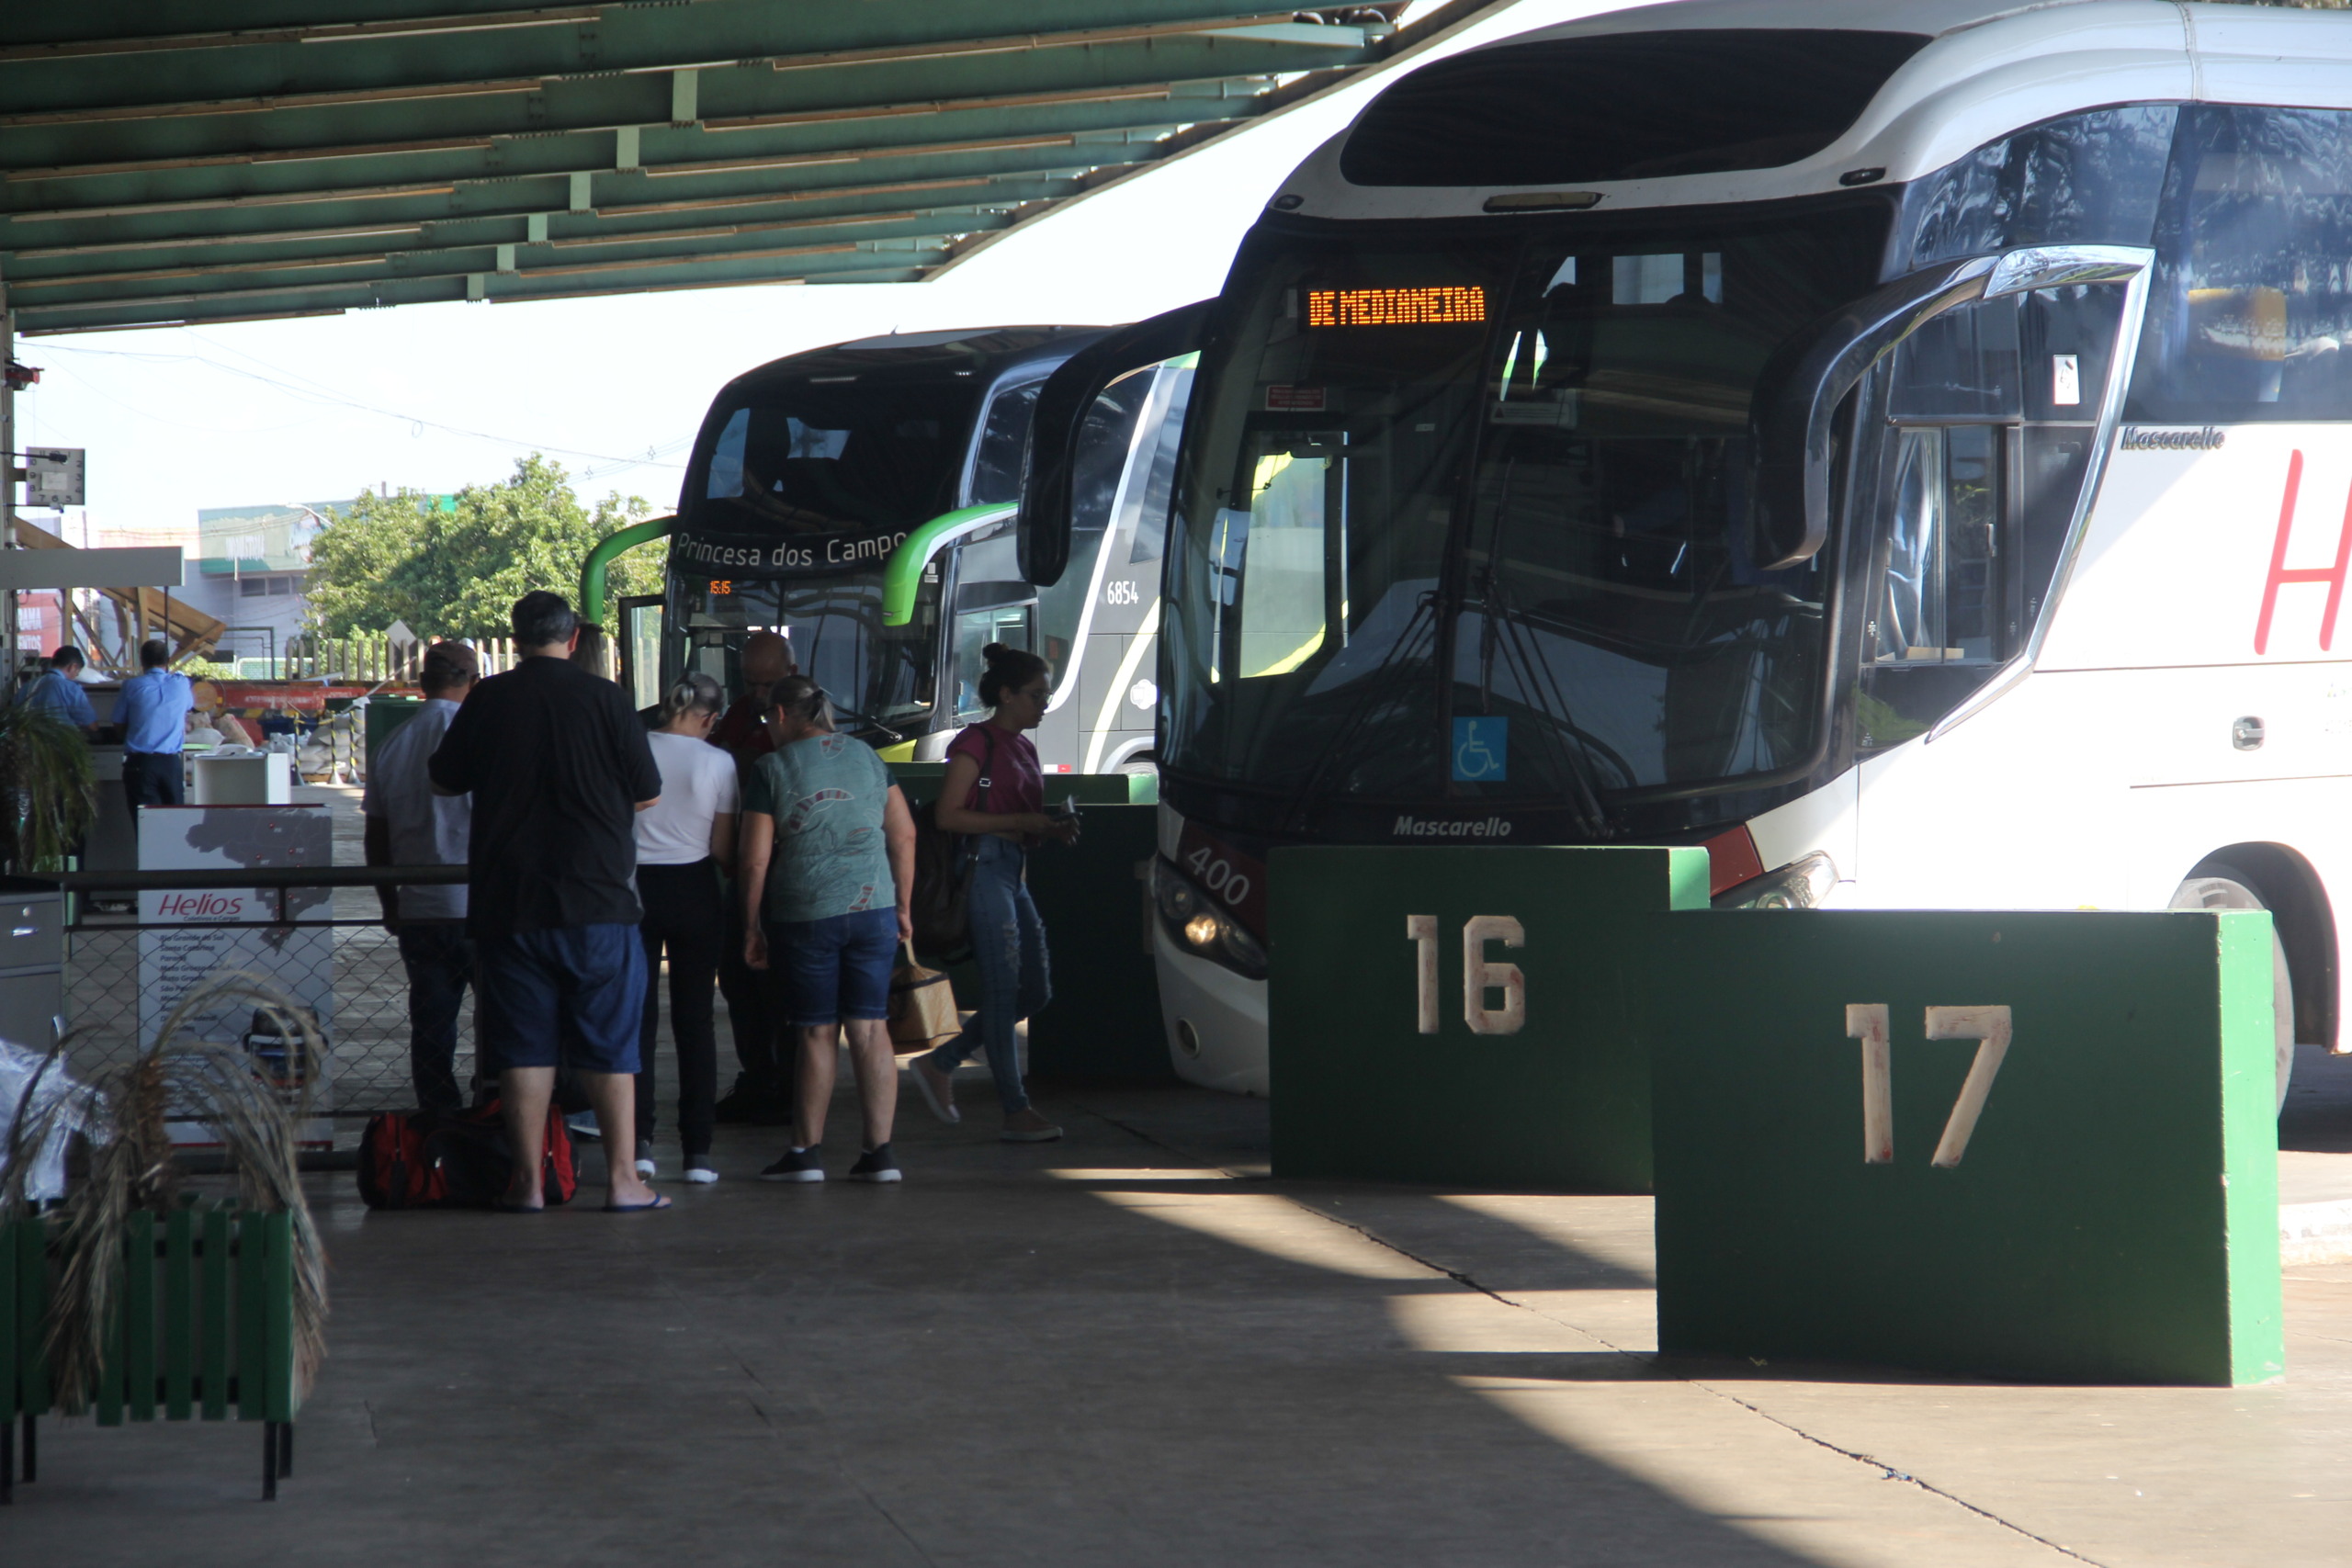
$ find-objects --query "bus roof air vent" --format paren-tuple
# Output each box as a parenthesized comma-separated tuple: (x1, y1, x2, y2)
(1340, 29, 1928, 188)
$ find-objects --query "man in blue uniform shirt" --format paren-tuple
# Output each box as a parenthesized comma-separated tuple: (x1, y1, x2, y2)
(116, 637, 195, 815)
(21, 645, 97, 736)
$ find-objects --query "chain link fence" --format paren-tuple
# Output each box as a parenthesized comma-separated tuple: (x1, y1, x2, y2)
(55, 871, 478, 1120)
(62, 919, 474, 1120)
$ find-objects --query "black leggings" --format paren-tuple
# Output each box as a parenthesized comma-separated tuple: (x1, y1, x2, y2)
(636, 859, 724, 1157)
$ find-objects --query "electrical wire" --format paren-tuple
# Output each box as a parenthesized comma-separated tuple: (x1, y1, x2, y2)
(35, 338, 692, 473)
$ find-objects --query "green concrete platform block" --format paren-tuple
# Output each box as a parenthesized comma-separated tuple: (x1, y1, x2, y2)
(1269, 845, 1710, 1190)
(1653, 909, 2283, 1386)
(1024, 805, 1174, 1084)
(887, 764, 1155, 807)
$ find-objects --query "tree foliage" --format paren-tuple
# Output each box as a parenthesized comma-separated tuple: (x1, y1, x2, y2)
(305, 454, 666, 637)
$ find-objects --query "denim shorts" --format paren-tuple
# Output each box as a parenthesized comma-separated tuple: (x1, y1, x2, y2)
(474, 923, 645, 1074)
(770, 908, 899, 1028)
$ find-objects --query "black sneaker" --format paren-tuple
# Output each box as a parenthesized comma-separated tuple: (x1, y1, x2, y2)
(847, 1145, 901, 1184)
(713, 1076, 763, 1124)
(760, 1145, 824, 1183)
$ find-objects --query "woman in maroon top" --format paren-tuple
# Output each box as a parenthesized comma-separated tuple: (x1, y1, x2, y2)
(909, 644, 1077, 1141)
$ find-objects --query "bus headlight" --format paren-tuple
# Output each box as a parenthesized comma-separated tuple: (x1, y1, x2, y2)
(1712, 851, 1838, 910)
(1152, 858, 1267, 978)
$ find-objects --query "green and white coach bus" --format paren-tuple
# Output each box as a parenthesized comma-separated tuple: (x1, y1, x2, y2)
(1023, 0, 2352, 1102)
(616, 325, 1189, 773)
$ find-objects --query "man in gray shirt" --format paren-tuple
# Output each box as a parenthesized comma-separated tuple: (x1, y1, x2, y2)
(363, 641, 479, 1114)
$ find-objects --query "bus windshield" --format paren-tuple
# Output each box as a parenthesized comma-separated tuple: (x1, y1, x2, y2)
(1163, 207, 1885, 814)
(698, 381, 980, 536)
(669, 571, 940, 739)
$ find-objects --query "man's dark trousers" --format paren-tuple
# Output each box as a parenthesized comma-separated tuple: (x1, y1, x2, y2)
(121, 750, 185, 814)
(395, 922, 475, 1114)
(718, 899, 786, 1103)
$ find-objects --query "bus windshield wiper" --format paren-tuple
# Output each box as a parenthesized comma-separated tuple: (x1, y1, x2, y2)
(1470, 458, 1616, 838)
(1276, 589, 1440, 834)
(822, 694, 904, 742)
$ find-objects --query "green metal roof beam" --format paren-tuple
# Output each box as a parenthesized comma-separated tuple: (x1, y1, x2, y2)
(0, 96, 1239, 220)
(0, 174, 1082, 258)
(0, 0, 1474, 333)
(7, 211, 1010, 306)
(3, 137, 1170, 234)
(2, 203, 1016, 285)
(0, 4, 1351, 107)
(0, 45, 1312, 180)
(16, 251, 938, 333)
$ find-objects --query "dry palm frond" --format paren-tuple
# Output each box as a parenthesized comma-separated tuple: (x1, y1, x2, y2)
(1, 972, 331, 1411)
(0, 697, 96, 872)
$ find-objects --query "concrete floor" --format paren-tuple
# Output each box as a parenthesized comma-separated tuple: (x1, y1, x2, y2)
(7, 1078, 2351, 1567)
(24, 783, 2339, 1561)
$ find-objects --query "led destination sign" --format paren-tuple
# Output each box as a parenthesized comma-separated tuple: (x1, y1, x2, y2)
(671, 524, 910, 580)
(1307, 286, 1487, 327)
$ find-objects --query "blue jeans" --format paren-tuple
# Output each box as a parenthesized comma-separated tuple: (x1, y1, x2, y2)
(394, 922, 474, 1115)
(925, 835, 1049, 1113)
(771, 908, 899, 1027)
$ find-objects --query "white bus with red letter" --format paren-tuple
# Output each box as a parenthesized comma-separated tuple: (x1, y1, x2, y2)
(1023, 0, 2352, 1104)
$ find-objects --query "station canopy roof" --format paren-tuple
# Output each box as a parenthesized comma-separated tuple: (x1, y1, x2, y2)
(0, 1, 1498, 336)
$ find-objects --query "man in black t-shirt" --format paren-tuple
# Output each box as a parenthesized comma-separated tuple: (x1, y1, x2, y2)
(430, 592, 670, 1213)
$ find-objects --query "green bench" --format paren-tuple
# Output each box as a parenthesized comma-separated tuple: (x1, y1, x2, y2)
(4, 1199, 301, 1502)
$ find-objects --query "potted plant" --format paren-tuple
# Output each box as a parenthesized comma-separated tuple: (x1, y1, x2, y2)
(0, 698, 96, 874)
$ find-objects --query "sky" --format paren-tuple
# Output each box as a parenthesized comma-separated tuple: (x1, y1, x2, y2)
(9, 0, 1623, 545)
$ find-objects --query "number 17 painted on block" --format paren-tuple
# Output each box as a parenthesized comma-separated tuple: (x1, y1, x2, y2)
(1843, 1004, 2014, 1168)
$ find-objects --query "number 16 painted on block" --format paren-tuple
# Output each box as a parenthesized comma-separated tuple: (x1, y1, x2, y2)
(1407, 915, 1525, 1035)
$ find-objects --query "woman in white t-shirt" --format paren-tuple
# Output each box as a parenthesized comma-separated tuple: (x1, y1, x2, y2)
(633, 671, 740, 1183)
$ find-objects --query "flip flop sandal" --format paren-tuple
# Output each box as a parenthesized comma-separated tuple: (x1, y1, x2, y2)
(603, 1193, 673, 1213)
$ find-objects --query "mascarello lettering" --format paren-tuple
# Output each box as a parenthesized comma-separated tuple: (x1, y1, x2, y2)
(1390, 815, 1513, 839)
(2120, 426, 2226, 452)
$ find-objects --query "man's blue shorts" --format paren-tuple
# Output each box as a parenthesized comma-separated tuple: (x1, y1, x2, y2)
(771, 908, 899, 1029)
(474, 923, 645, 1075)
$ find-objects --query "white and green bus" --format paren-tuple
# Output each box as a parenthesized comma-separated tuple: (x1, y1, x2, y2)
(605, 325, 1189, 773)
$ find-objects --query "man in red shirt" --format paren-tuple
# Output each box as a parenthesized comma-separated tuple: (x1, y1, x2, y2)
(707, 628, 790, 762)
(712, 629, 794, 1122)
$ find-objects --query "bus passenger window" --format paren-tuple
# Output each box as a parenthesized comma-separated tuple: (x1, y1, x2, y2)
(1231, 443, 1333, 679)
(2130, 106, 2352, 422)
(953, 604, 1034, 721)
(1888, 298, 2019, 420)
(968, 379, 1043, 505)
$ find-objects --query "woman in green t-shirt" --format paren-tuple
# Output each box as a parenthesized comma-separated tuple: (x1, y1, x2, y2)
(739, 676, 917, 1183)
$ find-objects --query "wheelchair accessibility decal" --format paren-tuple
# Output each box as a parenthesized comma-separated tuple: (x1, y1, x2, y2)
(1452, 716, 1508, 783)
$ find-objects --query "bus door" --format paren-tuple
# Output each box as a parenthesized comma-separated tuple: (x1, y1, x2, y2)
(617, 593, 664, 713)
(944, 521, 1038, 728)
(1854, 276, 2132, 751)
(1849, 264, 2138, 906)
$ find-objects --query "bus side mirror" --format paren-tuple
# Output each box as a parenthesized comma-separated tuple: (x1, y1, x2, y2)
(1018, 299, 1213, 587)
(1747, 245, 2150, 570)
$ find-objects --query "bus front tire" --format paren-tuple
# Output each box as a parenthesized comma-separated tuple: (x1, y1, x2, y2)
(2168, 871, 2294, 1115)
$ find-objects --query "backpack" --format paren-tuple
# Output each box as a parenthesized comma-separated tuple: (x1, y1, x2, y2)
(908, 726, 999, 963)
(357, 1110, 447, 1210)
(356, 1102, 578, 1209)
